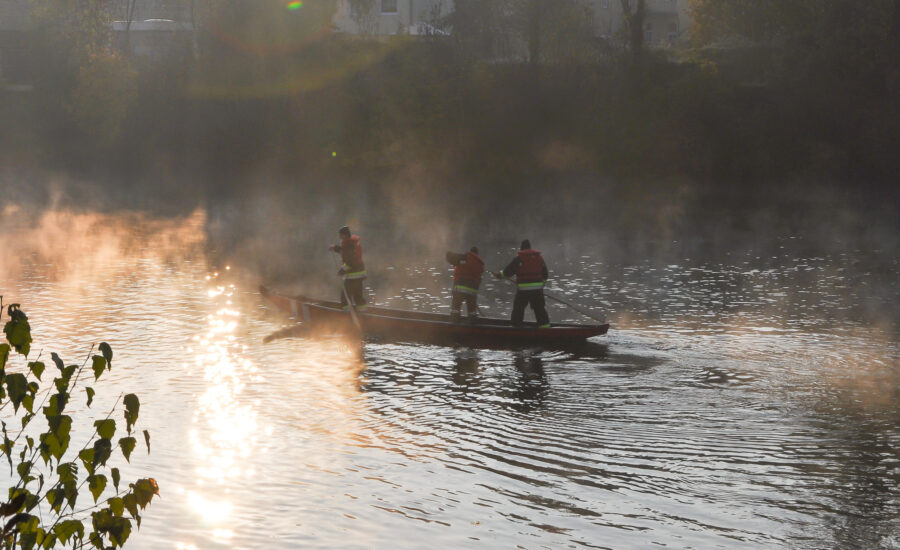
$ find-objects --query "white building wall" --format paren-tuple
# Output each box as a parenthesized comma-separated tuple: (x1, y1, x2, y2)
(334, 0, 691, 46)
(333, 0, 450, 36)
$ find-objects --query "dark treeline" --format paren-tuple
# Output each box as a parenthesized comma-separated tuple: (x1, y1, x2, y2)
(1, 0, 898, 263)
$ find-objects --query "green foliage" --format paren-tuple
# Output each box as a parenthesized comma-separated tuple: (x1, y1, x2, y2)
(123, 394, 139, 434)
(118, 438, 135, 463)
(0, 306, 158, 549)
(3, 306, 31, 357)
(67, 51, 139, 143)
(25, 363, 43, 382)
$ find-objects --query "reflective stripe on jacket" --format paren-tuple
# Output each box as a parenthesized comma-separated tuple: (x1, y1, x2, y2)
(452, 251, 484, 294)
(514, 249, 546, 290)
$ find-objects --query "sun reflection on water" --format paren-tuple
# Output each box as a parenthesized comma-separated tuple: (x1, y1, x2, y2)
(184, 273, 265, 539)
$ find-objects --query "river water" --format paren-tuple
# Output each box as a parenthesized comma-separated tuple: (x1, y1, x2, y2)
(0, 208, 897, 549)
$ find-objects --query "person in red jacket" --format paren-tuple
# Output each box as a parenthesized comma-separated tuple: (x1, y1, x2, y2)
(496, 239, 550, 327)
(445, 246, 485, 323)
(330, 226, 368, 311)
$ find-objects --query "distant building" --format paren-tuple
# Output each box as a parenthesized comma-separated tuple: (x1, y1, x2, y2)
(332, 0, 450, 36)
(0, 0, 32, 85)
(332, 0, 693, 47)
(108, 0, 196, 63)
(588, 0, 691, 46)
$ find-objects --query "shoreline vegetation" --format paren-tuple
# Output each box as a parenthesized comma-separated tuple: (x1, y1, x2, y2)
(2, 2, 897, 187)
(1, 1, 897, 270)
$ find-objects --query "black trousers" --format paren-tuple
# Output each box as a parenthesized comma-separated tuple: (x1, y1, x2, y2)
(340, 278, 367, 309)
(511, 290, 550, 327)
(450, 291, 478, 322)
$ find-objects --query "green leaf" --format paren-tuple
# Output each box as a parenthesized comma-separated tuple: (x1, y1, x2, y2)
(143, 429, 151, 454)
(4, 306, 32, 356)
(131, 478, 159, 510)
(94, 419, 116, 440)
(53, 376, 69, 393)
(40, 532, 57, 549)
(111, 467, 121, 492)
(53, 519, 84, 544)
(91, 355, 106, 380)
(63, 478, 77, 509)
(0, 492, 27, 516)
(6, 373, 28, 412)
(48, 415, 72, 439)
(109, 517, 132, 547)
(22, 394, 34, 414)
(91, 508, 133, 545)
(0, 343, 9, 368)
(93, 438, 112, 468)
(123, 394, 140, 433)
(46, 487, 65, 513)
(50, 352, 64, 371)
(118, 437, 136, 463)
(57, 462, 78, 484)
(88, 475, 107, 503)
(16, 460, 33, 482)
(122, 493, 139, 520)
(5, 512, 34, 537)
(86, 386, 95, 407)
(108, 496, 124, 517)
(78, 448, 95, 474)
(99, 342, 113, 365)
(27, 361, 45, 380)
(44, 392, 68, 417)
(61, 364, 77, 379)
(44, 433, 64, 462)
(1, 427, 13, 465)
(91, 507, 113, 530)
(37, 435, 50, 465)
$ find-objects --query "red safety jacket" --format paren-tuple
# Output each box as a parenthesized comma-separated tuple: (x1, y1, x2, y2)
(340, 235, 366, 279)
(452, 251, 484, 295)
(515, 249, 546, 289)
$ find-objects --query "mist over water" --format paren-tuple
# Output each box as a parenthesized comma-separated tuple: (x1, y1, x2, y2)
(0, 192, 896, 549)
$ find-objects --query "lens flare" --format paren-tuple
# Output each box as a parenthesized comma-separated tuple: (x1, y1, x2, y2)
(287, 1, 303, 10)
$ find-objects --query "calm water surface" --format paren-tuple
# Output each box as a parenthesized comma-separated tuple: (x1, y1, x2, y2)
(1, 209, 897, 549)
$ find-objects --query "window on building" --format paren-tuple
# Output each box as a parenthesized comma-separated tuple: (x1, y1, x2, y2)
(381, 0, 398, 13)
(600, 0, 609, 8)
(644, 22, 653, 44)
(668, 22, 678, 42)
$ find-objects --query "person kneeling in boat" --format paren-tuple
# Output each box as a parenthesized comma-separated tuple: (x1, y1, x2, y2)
(330, 226, 368, 312)
(495, 240, 550, 328)
(446, 246, 485, 323)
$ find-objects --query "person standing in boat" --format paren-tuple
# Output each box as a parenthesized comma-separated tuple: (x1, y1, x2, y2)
(495, 240, 550, 328)
(330, 226, 368, 312)
(446, 246, 485, 323)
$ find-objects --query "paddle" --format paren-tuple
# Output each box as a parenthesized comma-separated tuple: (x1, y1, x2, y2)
(492, 272, 607, 325)
(330, 249, 362, 331)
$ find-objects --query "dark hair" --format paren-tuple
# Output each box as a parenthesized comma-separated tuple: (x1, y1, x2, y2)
(520, 239, 531, 250)
(338, 226, 351, 237)
(470, 246, 479, 254)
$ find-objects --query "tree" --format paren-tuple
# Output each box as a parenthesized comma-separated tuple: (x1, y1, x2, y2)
(619, 0, 646, 55)
(29, 0, 139, 142)
(437, 0, 599, 64)
(0, 303, 158, 548)
(347, 0, 379, 36)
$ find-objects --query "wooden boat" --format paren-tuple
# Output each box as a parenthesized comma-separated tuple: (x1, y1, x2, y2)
(260, 286, 609, 348)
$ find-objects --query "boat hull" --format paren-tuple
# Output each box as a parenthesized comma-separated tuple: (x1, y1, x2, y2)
(260, 287, 609, 348)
